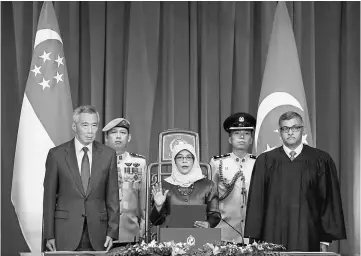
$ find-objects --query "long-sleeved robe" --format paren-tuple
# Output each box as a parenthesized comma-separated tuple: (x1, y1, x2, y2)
(244, 145, 346, 251)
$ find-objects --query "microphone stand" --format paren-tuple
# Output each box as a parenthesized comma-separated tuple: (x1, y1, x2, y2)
(139, 213, 167, 243)
(207, 211, 245, 244)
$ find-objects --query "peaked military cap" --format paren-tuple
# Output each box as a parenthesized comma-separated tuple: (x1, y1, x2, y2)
(223, 112, 256, 133)
(102, 118, 130, 132)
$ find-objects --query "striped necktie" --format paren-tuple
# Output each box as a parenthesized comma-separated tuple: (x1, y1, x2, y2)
(290, 151, 296, 161)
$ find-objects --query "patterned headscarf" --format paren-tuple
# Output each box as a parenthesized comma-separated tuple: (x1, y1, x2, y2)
(165, 143, 204, 187)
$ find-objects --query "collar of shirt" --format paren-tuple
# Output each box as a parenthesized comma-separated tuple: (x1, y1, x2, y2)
(230, 152, 249, 162)
(74, 137, 93, 155)
(283, 143, 303, 159)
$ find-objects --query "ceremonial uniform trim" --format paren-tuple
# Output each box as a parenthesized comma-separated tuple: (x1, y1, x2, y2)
(116, 151, 147, 242)
(212, 153, 230, 160)
(129, 152, 145, 159)
(209, 152, 256, 243)
(218, 159, 246, 201)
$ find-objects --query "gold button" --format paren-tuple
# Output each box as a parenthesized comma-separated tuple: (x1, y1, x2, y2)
(236, 158, 239, 162)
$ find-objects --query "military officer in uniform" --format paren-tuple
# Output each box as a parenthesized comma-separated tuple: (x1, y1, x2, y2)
(102, 118, 147, 245)
(210, 112, 257, 244)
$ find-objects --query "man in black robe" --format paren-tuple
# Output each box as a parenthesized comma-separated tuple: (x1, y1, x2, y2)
(244, 111, 346, 252)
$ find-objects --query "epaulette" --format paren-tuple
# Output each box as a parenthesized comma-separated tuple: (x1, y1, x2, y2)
(130, 152, 145, 159)
(249, 154, 256, 159)
(213, 154, 230, 160)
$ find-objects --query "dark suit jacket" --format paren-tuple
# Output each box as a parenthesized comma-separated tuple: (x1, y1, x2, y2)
(43, 139, 119, 251)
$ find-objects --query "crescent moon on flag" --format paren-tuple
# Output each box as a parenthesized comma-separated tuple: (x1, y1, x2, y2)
(34, 29, 63, 49)
(255, 92, 304, 151)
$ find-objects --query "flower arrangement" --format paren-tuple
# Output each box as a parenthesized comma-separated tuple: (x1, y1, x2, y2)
(107, 240, 287, 256)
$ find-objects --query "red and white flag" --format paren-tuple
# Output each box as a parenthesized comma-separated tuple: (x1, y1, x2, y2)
(255, 2, 314, 155)
(11, 2, 73, 252)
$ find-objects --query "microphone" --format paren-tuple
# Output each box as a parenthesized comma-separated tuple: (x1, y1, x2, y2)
(207, 211, 244, 244)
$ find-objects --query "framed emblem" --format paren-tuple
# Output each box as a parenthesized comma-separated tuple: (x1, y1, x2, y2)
(160, 129, 198, 162)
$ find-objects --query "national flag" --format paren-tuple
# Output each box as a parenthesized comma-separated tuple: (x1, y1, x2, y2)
(254, 2, 314, 155)
(11, 2, 73, 252)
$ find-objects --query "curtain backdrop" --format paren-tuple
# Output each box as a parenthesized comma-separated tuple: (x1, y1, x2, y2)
(2, 2, 359, 256)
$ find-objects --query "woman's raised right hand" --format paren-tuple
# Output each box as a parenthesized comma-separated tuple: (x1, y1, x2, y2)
(152, 182, 169, 207)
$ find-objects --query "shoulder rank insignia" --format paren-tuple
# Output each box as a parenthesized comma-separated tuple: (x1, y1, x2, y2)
(249, 154, 256, 159)
(213, 153, 230, 160)
(130, 152, 145, 159)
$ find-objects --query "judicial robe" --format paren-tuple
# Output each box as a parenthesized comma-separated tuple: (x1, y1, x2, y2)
(244, 145, 346, 251)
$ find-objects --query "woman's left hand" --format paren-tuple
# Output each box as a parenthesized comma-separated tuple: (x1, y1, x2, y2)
(194, 221, 210, 228)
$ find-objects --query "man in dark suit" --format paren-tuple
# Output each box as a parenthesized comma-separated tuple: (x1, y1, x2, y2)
(43, 105, 119, 251)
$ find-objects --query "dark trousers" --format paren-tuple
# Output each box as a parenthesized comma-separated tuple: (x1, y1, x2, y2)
(76, 219, 94, 251)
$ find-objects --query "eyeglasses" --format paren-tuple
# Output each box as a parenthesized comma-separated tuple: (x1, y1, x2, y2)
(280, 126, 304, 133)
(175, 156, 194, 161)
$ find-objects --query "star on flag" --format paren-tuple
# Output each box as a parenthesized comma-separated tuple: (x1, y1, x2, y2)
(31, 65, 41, 77)
(302, 134, 308, 144)
(11, 2, 73, 252)
(264, 133, 309, 153)
(39, 51, 51, 63)
(54, 72, 63, 83)
(254, 2, 314, 156)
(55, 55, 64, 67)
(39, 78, 50, 90)
(30, 50, 65, 90)
(265, 144, 277, 152)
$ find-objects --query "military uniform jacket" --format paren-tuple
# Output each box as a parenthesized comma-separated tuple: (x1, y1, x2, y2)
(210, 152, 256, 243)
(116, 151, 147, 242)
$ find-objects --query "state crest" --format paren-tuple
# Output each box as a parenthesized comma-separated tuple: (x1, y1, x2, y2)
(186, 235, 195, 246)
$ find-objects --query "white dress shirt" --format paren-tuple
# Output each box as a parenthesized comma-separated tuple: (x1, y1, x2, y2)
(74, 137, 93, 175)
(283, 143, 303, 160)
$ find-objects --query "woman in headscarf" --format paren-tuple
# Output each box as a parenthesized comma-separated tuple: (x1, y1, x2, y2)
(150, 143, 220, 228)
